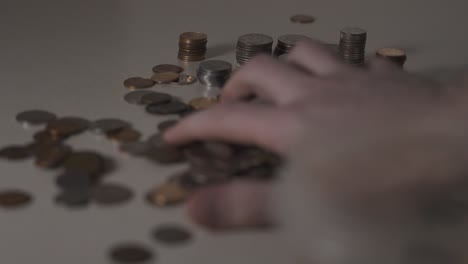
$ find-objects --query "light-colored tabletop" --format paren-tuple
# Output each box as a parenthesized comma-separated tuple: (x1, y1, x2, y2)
(1, 0, 467, 263)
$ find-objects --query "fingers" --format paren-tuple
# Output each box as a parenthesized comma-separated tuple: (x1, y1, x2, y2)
(221, 55, 316, 105)
(367, 57, 401, 73)
(163, 102, 302, 154)
(186, 181, 272, 229)
(287, 39, 345, 76)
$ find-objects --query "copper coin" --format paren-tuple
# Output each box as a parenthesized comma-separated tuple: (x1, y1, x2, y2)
(107, 128, 142, 143)
(140, 92, 172, 105)
(55, 190, 90, 208)
(290, 14, 316, 24)
(157, 119, 178, 132)
(174, 74, 197, 85)
(146, 101, 189, 115)
(0, 145, 31, 160)
(63, 151, 104, 176)
(123, 77, 155, 90)
(92, 183, 133, 206)
(179, 32, 208, 42)
(146, 146, 185, 164)
(110, 244, 154, 263)
(376, 48, 407, 66)
(123, 91, 154, 105)
(151, 72, 180, 84)
(119, 142, 152, 156)
(0, 190, 32, 208)
(56, 170, 93, 191)
(46, 118, 88, 137)
(16, 110, 57, 126)
(35, 144, 72, 168)
(33, 130, 65, 143)
(89, 118, 131, 134)
(153, 224, 192, 245)
(147, 183, 189, 207)
(152, 64, 184, 74)
(188, 97, 218, 110)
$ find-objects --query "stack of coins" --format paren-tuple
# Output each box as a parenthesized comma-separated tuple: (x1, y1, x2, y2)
(178, 32, 208, 62)
(236, 33, 274, 65)
(376, 48, 407, 67)
(274, 34, 310, 57)
(339, 27, 367, 66)
(196, 60, 232, 87)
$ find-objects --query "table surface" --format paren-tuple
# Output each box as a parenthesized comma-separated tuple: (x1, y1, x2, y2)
(1, 0, 467, 263)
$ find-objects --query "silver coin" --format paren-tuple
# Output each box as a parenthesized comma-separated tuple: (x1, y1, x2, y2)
(16, 110, 57, 126)
(89, 119, 131, 134)
(238, 33, 273, 46)
(340, 27, 367, 36)
(278, 34, 310, 46)
(124, 91, 154, 105)
(119, 141, 152, 156)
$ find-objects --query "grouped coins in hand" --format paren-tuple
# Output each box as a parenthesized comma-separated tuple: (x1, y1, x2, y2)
(290, 14, 316, 24)
(274, 34, 310, 57)
(376, 48, 407, 67)
(339, 27, 367, 66)
(196, 60, 232, 87)
(178, 32, 208, 62)
(236, 33, 274, 65)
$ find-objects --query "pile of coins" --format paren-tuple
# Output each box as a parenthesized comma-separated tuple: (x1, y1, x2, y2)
(376, 48, 407, 67)
(236, 33, 274, 65)
(197, 60, 233, 87)
(178, 32, 208, 62)
(339, 27, 367, 66)
(274, 34, 310, 57)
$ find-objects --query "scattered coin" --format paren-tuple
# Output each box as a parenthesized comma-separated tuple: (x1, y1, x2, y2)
(89, 118, 131, 134)
(63, 151, 105, 177)
(33, 130, 65, 143)
(0, 190, 32, 208)
(197, 60, 232, 87)
(151, 72, 180, 84)
(35, 144, 72, 168)
(123, 77, 155, 90)
(124, 91, 154, 105)
(107, 128, 142, 143)
(0, 145, 31, 160)
(146, 100, 189, 115)
(92, 183, 133, 206)
(152, 64, 184, 74)
(189, 97, 218, 110)
(153, 224, 192, 245)
(56, 170, 93, 190)
(110, 244, 154, 263)
(147, 182, 189, 207)
(146, 146, 185, 164)
(274, 34, 311, 57)
(157, 119, 178, 132)
(15, 110, 57, 126)
(290, 14, 316, 24)
(56, 190, 90, 208)
(119, 141, 152, 156)
(376, 47, 407, 67)
(174, 74, 197, 85)
(140, 92, 172, 105)
(178, 32, 208, 62)
(47, 118, 88, 137)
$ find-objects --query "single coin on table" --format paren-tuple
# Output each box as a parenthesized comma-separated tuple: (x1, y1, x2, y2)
(146, 100, 190, 115)
(119, 141, 152, 156)
(157, 119, 178, 132)
(0, 145, 31, 160)
(46, 118, 89, 137)
(55, 190, 90, 208)
(63, 151, 105, 177)
(140, 92, 172, 105)
(123, 77, 155, 90)
(107, 128, 142, 143)
(147, 182, 189, 207)
(89, 118, 131, 134)
(0, 190, 33, 208)
(34, 144, 72, 169)
(91, 183, 133, 206)
(123, 91, 154, 105)
(189, 97, 219, 110)
(152, 64, 184, 74)
(290, 14, 316, 24)
(34, 130, 65, 143)
(110, 244, 154, 263)
(56, 170, 93, 191)
(151, 71, 180, 84)
(15, 110, 57, 126)
(153, 224, 193, 245)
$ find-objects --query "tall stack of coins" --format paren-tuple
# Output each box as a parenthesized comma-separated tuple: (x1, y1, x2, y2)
(339, 27, 367, 66)
(236, 33, 274, 65)
(376, 48, 407, 67)
(178, 32, 208, 62)
(196, 60, 232, 87)
(274, 34, 310, 57)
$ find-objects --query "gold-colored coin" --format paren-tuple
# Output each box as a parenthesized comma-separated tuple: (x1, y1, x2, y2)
(147, 183, 189, 207)
(152, 64, 184, 74)
(123, 77, 155, 90)
(376, 48, 407, 66)
(151, 72, 180, 84)
(290, 14, 316, 24)
(189, 97, 219, 110)
(107, 128, 142, 143)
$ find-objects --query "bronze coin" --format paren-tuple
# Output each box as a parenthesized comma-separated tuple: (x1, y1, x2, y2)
(140, 92, 172, 105)
(35, 144, 72, 169)
(179, 32, 208, 42)
(147, 182, 189, 207)
(119, 141, 152, 156)
(188, 97, 218, 110)
(152, 64, 184, 74)
(151, 72, 180, 84)
(46, 118, 88, 137)
(146, 100, 189, 115)
(91, 183, 133, 206)
(107, 128, 142, 143)
(153, 224, 192, 244)
(0, 190, 32, 208)
(0, 145, 31, 160)
(63, 151, 104, 176)
(157, 119, 178, 132)
(290, 14, 316, 24)
(110, 244, 154, 263)
(33, 130, 65, 144)
(16, 110, 57, 126)
(56, 170, 93, 191)
(123, 77, 155, 90)
(146, 146, 185, 164)
(55, 190, 90, 208)
(376, 48, 407, 66)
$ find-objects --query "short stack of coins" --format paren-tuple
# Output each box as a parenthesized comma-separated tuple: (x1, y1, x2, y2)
(196, 60, 232, 87)
(376, 48, 407, 67)
(339, 27, 367, 66)
(178, 32, 208, 62)
(236, 33, 274, 65)
(274, 34, 310, 57)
